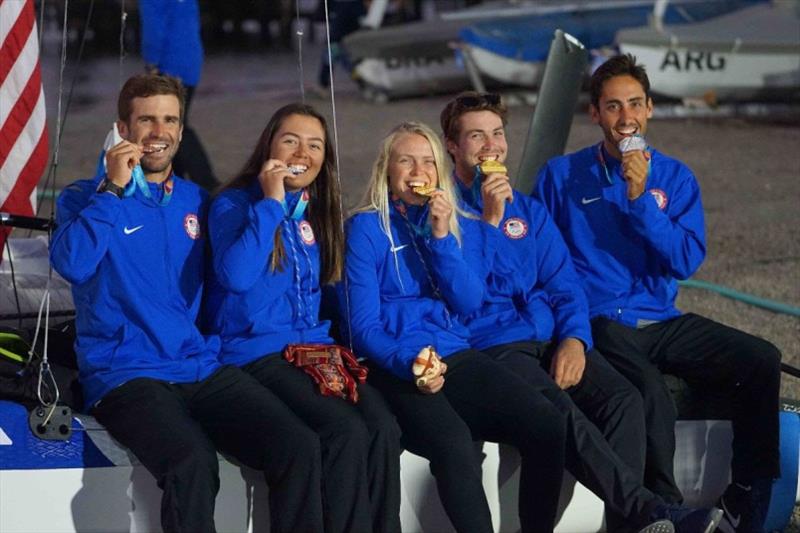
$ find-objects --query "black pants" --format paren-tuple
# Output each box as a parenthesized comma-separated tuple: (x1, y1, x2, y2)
(92, 365, 323, 533)
(592, 313, 782, 503)
(244, 354, 402, 533)
(369, 349, 567, 533)
(485, 341, 660, 530)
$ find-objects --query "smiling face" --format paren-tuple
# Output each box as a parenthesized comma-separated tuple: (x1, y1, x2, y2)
(117, 94, 183, 182)
(269, 113, 326, 191)
(590, 74, 653, 159)
(388, 133, 438, 206)
(446, 110, 507, 186)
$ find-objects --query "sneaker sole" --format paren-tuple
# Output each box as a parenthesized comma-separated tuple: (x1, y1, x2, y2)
(704, 508, 725, 533)
(638, 519, 675, 533)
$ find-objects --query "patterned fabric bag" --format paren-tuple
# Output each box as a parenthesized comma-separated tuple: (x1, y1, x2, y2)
(283, 344, 368, 404)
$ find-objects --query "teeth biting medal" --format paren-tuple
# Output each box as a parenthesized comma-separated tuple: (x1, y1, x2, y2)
(412, 184, 438, 196)
(478, 159, 507, 174)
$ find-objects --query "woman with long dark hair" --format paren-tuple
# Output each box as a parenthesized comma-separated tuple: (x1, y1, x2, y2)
(203, 103, 400, 533)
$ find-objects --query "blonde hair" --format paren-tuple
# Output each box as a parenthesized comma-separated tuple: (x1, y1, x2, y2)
(351, 121, 473, 246)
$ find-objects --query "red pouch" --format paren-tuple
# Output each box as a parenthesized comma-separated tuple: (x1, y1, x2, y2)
(283, 344, 368, 404)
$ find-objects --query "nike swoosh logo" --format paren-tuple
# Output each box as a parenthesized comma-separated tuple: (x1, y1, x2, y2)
(721, 497, 741, 528)
(581, 196, 601, 205)
(390, 244, 409, 252)
(123, 225, 144, 235)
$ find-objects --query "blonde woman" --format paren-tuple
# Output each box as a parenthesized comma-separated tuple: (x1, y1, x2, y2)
(341, 121, 568, 533)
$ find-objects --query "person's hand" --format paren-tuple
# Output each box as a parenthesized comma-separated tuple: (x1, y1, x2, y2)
(428, 191, 453, 239)
(105, 140, 143, 187)
(550, 337, 586, 389)
(416, 361, 448, 394)
(258, 159, 290, 202)
(622, 150, 650, 200)
(480, 172, 514, 227)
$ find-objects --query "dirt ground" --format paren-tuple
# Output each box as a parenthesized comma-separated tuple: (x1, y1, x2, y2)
(37, 43, 800, 529)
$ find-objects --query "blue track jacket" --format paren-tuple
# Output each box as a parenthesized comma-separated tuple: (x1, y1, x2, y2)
(534, 145, 706, 327)
(457, 178, 593, 351)
(342, 203, 485, 381)
(203, 183, 331, 366)
(50, 176, 220, 409)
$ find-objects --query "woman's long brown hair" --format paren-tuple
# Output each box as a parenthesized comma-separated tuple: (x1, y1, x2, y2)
(217, 103, 344, 284)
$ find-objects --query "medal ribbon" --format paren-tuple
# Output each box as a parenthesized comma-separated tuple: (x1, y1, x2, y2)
(123, 165, 173, 206)
(281, 189, 310, 220)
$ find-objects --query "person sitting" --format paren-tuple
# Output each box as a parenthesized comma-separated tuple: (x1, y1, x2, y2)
(50, 74, 323, 533)
(202, 102, 401, 533)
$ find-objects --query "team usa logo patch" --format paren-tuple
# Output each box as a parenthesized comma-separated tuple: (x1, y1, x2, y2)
(298, 220, 316, 245)
(503, 217, 528, 239)
(183, 214, 201, 240)
(649, 188, 668, 210)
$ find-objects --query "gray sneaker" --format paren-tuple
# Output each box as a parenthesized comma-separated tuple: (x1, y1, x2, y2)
(638, 519, 676, 533)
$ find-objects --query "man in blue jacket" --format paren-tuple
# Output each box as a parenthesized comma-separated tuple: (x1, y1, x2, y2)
(535, 54, 781, 533)
(440, 92, 722, 532)
(50, 74, 324, 533)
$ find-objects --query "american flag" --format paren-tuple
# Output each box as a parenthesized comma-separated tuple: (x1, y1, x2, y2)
(0, 0, 49, 257)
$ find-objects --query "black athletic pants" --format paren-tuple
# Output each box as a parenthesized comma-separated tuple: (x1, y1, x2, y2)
(592, 313, 782, 503)
(368, 349, 567, 533)
(92, 365, 323, 533)
(244, 354, 402, 533)
(485, 341, 661, 531)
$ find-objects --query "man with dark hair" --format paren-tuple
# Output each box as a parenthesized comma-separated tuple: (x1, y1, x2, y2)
(50, 73, 325, 533)
(535, 54, 782, 533)
(441, 91, 723, 532)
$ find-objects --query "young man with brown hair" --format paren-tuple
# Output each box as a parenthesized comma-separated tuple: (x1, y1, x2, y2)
(535, 54, 781, 533)
(441, 91, 723, 532)
(50, 74, 325, 533)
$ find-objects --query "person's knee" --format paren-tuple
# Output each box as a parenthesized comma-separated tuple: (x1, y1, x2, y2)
(370, 410, 402, 446)
(285, 423, 322, 459)
(617, 385, 646, 420)
(169, 444, 219, 482)
(754, 339, 782, 378)
(320, 412, 371, 451)
(520, 405, 567, 451)
(426, 436, 482, 476)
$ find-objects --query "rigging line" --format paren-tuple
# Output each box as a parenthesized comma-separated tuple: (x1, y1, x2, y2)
(2, 234, 24, 331)
(37, 0, 45, 49)
(119, 0, 127, 91)
(295, 0, 305, 102)
(31, 0, 96, 223)
(320, 0, 353, 351)
(50, 0, 69, 197)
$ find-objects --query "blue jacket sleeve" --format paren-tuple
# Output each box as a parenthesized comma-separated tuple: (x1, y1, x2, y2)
(529, 203, 593, 350)
(50, 182, 122, 285)
(427, 226, 486, 315)
(208, 192, 285, 293)
(533, 163, 561, 219)
(344, 219, 417, 381)
(626, 171, 706, 280)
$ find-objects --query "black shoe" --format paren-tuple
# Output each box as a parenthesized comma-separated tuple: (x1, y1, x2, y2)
(717, 480, 772, 533)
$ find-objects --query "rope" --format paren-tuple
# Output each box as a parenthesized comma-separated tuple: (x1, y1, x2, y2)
(317, 0, 355, 350)
(32, 0, 97, 222)
(294, 0, 305, 102)
(679, 279, 800, 317)
(119, 0, 127, 90)
(37, 0, 45, 49)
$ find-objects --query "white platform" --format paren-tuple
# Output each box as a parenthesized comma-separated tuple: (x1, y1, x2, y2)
(4, 419, 788, 533)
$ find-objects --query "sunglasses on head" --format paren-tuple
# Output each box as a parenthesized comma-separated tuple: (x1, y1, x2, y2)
(455, 93, 502, 108)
